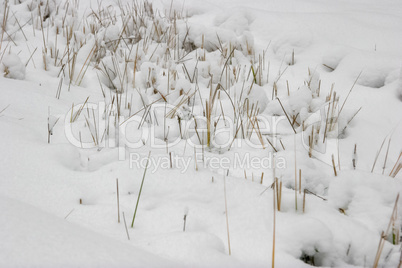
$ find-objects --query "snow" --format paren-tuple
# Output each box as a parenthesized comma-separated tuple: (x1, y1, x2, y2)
(0, 194, 175, 268)
(0, 0, 401, 267)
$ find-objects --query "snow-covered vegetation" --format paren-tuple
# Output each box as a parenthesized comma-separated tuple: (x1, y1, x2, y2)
(0, 0, 401, 267)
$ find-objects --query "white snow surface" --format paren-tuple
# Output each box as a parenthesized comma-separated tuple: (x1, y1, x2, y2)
(0, 194, 175, 268)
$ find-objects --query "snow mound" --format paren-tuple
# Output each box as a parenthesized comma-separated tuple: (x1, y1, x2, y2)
(328, 171, 401, 232)
(272, 31, 313, 63)
(322, 47, 349, 72)
(335, 52, 400, 89)
(1, 53, 26, 80)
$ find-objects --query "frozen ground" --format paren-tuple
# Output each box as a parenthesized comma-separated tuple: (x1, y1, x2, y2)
(0, 0, 401, 267)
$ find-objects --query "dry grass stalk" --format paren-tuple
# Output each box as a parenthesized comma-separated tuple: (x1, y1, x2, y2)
(223, 174, 231, 255)
(277, 98, 296, 134)
(272, 156, 277, 268)
(274, 177, 282, 211)
(299, 169, 302, 194)
(0, 104, 10, 117)
(25, 47, 38, 67)
(332, 154, 337, 176)
(382, 138, 391, 175)
(294, 135, 298, 211)
(265, 136, 278, 152)
(71, 96, 90, 122)
(371, 137, 387, 173)
(131, 151, 152, 228)
(116, 178, 120, 223)
(0, 0, 10, 56)
(83, 115, 97, 145)
(194, 147, 198, 171)
(122, 212, 130, 240)
(373, 194, 399, 268)
(56, 77, 63, 99)
(389, 152, 402, 178)
(64, 209, 74, 219)
(338, 71, 362, 117)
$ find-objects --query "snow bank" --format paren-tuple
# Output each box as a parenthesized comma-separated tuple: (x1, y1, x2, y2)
(0, 194, 176, 267)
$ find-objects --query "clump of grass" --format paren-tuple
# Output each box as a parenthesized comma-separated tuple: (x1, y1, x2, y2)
(273, 177, 282, 211)
(0, 0, 10, 58)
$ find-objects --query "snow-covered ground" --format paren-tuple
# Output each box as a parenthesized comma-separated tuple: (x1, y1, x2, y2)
(0, 0, 401, 267)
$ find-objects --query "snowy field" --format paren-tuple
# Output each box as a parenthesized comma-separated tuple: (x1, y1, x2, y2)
(0, 0, 401, 267)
